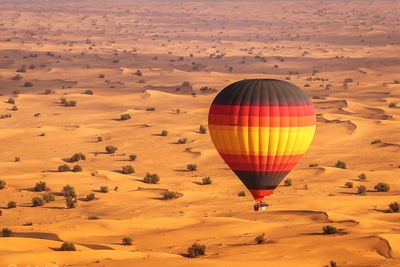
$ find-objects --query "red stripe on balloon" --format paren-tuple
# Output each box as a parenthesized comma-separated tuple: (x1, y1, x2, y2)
(208, 114, 315, 127)
(209, 103, 315, 117)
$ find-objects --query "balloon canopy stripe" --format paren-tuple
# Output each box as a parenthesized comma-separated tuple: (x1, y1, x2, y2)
(209, 114, 315, 127)
(208, 79, 316, 201)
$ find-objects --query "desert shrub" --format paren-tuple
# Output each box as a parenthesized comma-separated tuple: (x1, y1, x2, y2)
(2, 228, 12, 237)
(357, 185, 367, 195)
(344, 181, 353, 188)
(0, 179, 6, 190)
(375, 183, 390, 192)
(86, 193, 96, 201)
(146, 107, 156, 111)
(11, 105, 18, 111)
(60, 97, 67, 104)
(44, 89, 54, 95)
(98, 74, 105, 78)
(34, 181, 48, 192)
(344, 78, 353, 83)
(358, 173, 367, 181)
(64, 100, 77, 107)
(238, 191, 246, 197)
(70, 152, 86, 162)
(120, 113, 131, 120)
(105, 146, 117, 154)
(100, 186, 109, 193)
(371, 139, 381, 144)
(329, 261, 337, 267)
(32, 197, 44, 207)
(163, 190, 182, 200)
(121, 236, 133, 245)
(121, 165, 135, 174)
(255, 233, 266, 244)
(161, 130, 168, 136)
(389, 202, 399, 213)
(284, 179, 292, 186)
(43, 193, 55, 203)
(7, 98, 15, 104)
(88, 215, 99, 220)
(187, 164, 197, 171)
(60, 241, 76, 251)
(177, 137, 187, 144)
(83, 89, 93, 95)
(199, 125, 207, 134)
(24, 82, 33, 87)
(72, 165, 82, 172)
(334, 161, 346, 169)
(135, 70, 142, 76)
(129, 154, 137, 161)
(0, 209, 2, 216)
(309, 163, 319, 167)
(58, 164, 71, 172)
(143, 173, 159, 184)
(65, 197, 77, 208)
(14, 156, 20, 162)
(202, 177, 212, 185)
(7, 201, 16, 209)
(389, 103, 397, 108)
(97, 136, 102, 142)
(62, 185, 76, 198)
(322, 225, 337, 235)
(187, 243, 206, 258)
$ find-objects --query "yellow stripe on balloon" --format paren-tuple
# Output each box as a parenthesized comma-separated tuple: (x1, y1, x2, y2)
(209, 125, 315, 156)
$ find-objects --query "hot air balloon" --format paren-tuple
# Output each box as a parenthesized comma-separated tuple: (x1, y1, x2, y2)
(208, 79, 316, 211)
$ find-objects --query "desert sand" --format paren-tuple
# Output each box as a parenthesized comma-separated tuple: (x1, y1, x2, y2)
(0, 0, 400, 266)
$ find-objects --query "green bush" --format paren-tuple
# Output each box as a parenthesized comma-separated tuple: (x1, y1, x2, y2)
(70, 152, 86, 162)
(0, 179, 6, 190)
(129, 154, 137, 161)
(105, 146, 117, 154)
(121, 165, 135, 174)
(65, 197, 77, 208)
(60, 241, 76, 251)
(238, 191, 246, 197)
(34, 181, 48, 192)
(163, 190, 182, 200)
(32, 197, 44, 207)
(389, 202, 399, 213)
(322, 225, 337, 235)
(358, 173, 367, 181)
(121, 236, 133, 245)
(83, 90, 93, 95)
(187, 164, 197, 171)
(177, 137, 187, 144)
(161, 130, 168, 136)
(2, 228, 12, 237)
(187, 243, 206, 258)
(120, 113, 131, 120)
(100, 186, 109, 193)
(72, 165, 82, 172)
(43, 194, 55, 203)
(58, 164, 71, 172)
(199, 125, 207, 134)
(357, 185, 367, 195)
(345, 181, 353, 188)
(284, 179, 292, 186)
(143, 173, 160, 184)
(62, 185, 76, 198)
(202, 177, 212, 185)
(375, 183, 390, 192)
(7, 201, 16, 209)
(255, 233, 266, 244)
(86, 193, 96, 201)
(334, 161, 346, 169)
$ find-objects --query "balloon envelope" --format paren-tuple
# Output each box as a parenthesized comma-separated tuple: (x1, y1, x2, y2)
(208, 79, 316, 201)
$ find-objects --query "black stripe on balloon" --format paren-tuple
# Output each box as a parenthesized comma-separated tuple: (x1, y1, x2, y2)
(213, 79, 311, 106)
(233, 170, 290, 190)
